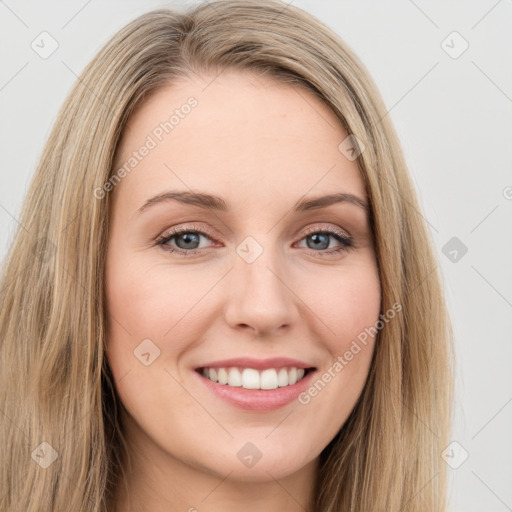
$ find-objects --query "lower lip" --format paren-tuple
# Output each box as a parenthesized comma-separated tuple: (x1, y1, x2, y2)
(194, 369, 316, 411)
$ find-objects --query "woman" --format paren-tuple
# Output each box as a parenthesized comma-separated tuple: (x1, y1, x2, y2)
(0, 1, 454, 510)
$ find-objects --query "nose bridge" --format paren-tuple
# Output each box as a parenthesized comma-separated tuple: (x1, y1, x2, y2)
(224, 234, 297, 334)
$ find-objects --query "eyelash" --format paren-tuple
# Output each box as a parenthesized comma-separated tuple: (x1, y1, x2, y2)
(156, 224, 354, 258)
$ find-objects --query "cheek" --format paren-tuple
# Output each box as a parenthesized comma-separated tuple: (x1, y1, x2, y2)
(304, 260, 381, 347)
(104, 249, 218, 383)
(105, 248, 202, 337)
(299, 260, 381, 398)
(103, 251, 202, 421)
(282, 263, 381, 459)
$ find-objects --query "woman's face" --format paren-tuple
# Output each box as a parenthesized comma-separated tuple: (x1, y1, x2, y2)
(105, 70, 381, 485)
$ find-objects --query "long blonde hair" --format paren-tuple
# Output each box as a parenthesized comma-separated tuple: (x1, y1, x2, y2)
(0, 1, 454, 510)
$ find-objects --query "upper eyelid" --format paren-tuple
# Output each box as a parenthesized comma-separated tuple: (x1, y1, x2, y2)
(301, 224, 351, 238)
(158, 224, 218, 242)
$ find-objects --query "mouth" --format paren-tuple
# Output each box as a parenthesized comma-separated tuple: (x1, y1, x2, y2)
(193, 358, 318, 411)
(195, 366, 315, 390)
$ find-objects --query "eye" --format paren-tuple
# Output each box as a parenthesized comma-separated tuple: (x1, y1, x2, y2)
(156, 224, 354, 257)
(294, 225, 353, 256)
(156, 225, 218, 255)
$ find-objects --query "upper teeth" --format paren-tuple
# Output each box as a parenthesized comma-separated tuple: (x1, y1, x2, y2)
(201, 367, 306, 390)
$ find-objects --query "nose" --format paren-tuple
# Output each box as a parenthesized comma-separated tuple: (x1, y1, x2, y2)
(223, 244, 299, 337)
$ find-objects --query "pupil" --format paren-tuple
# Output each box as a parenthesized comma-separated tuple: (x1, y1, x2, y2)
(308, 233, 328, 250)
(178, 233, 199, 249)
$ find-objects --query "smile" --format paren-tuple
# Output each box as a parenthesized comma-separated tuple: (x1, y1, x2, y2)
(199, 366, 309, 390)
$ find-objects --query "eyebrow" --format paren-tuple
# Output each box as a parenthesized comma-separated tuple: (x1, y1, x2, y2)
(137, 190, 370, 215)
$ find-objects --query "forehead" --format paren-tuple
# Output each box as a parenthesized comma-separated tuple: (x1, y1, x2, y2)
(112, 70, 367, 215)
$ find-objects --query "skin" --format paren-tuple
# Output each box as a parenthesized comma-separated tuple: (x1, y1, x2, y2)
(105, 70, 381, 512)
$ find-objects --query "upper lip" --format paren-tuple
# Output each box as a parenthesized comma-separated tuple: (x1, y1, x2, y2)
(195, 357, 316, 371)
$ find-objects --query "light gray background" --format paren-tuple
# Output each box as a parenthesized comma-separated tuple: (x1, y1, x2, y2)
(1, 1, 511, 510)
